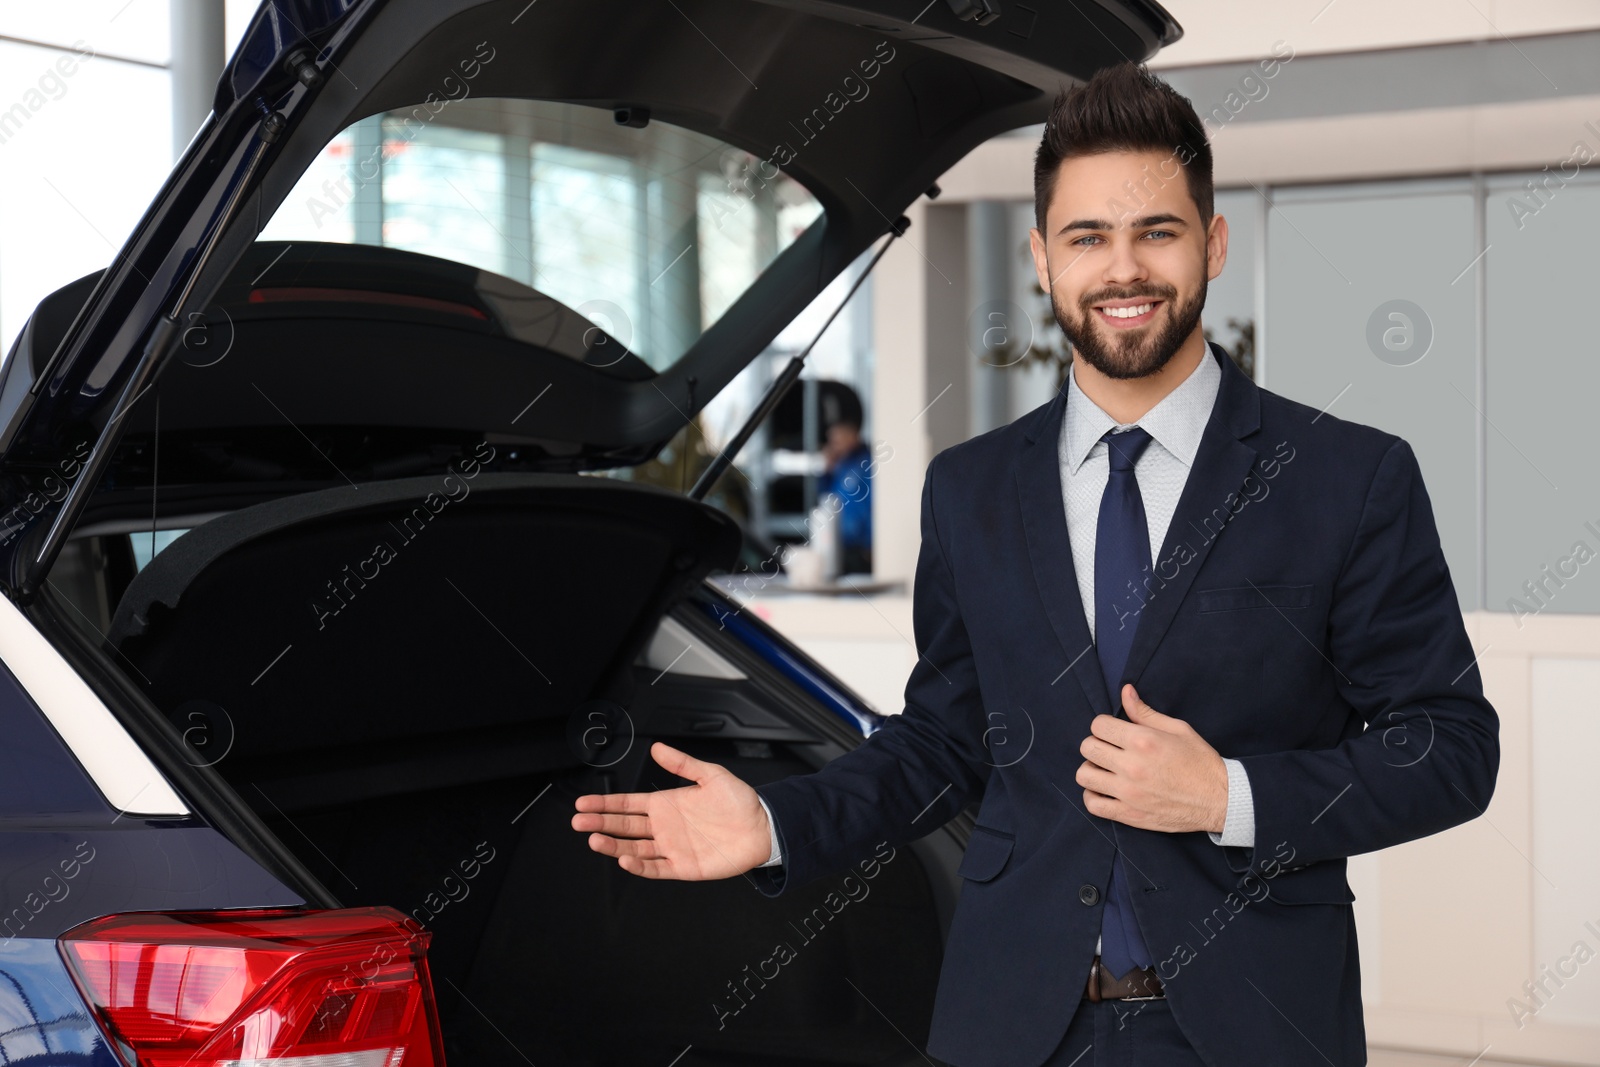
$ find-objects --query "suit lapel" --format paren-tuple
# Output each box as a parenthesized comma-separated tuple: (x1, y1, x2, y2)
(1016, 383, 1110, 718)
(1120, 346, 1262, 686)
(1014, 342, 1263, 713)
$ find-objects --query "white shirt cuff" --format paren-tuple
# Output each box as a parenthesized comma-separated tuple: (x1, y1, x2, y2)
(756, 793, 782, 867)
(1207, 757, 1256, 848)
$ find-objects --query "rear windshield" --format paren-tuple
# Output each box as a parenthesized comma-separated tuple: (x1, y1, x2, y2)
(257, 97, 823, 376)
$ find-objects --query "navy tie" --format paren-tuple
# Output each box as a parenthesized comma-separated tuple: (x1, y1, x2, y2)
(1093, 425, 1155, 981)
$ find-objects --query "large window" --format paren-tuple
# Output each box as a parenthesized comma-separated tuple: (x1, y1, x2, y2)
(1483, 171, 1600, 616)
(1262, 177, 1481, 611)
(259, 97, 821, 375)
(383, 121, 508, 277)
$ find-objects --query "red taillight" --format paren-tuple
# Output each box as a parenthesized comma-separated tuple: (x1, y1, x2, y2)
(58, 907, 445, 1067)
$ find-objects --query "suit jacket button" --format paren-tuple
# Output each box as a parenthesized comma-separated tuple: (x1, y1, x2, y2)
(1078, 884, 1099, 906)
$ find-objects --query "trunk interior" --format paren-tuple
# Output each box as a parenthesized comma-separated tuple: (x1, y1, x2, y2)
(46, 471, 960, 1066)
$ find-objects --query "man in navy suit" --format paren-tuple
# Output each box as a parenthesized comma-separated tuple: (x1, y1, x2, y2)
(573, 61, 1499, 1067)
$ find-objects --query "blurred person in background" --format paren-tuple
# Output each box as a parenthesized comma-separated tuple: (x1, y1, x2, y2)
(816, 386, 873, 575)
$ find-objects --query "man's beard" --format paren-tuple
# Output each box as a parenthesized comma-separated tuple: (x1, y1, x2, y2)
(1049, 271, 1206, 381)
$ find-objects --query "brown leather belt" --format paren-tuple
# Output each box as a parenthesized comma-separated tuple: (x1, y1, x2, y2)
(1085, 955, 1164, 1001)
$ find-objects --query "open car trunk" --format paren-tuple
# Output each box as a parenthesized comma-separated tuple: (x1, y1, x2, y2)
(75, 472, 952, 1066)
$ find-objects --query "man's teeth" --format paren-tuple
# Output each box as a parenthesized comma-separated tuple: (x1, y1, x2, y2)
(1099, 302, 1156, 318)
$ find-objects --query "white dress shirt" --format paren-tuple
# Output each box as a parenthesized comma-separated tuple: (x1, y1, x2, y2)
(756, 346, 1254, 871)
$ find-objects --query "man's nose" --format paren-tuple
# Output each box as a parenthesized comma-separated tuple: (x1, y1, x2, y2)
(1101, 235, 1149, 286)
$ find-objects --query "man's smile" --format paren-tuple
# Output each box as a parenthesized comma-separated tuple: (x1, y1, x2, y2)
(1093, 298, 1164, 329)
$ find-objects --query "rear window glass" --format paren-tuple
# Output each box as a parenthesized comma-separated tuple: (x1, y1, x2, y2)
(257, 97, 823, 375)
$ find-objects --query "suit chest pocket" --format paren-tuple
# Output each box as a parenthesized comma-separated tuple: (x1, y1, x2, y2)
(1260, 859, 1356, 905)
(1195, 583, 1314, 613)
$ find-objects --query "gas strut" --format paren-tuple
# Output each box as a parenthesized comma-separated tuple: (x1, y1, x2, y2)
(690, 212, 912, 503)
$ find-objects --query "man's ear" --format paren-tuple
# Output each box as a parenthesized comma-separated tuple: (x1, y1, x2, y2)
(1205, 213, 1229, 282)
(1028, 227, 1051, 293)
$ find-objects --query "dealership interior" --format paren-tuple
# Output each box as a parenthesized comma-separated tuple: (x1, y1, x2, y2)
(1, 2, 1598, 1063)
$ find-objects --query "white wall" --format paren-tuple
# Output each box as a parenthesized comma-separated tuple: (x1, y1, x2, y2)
(1149, 0, 1600, 67)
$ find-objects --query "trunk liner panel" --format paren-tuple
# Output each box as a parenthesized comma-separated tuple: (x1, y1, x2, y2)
(109, 472, 741, 757)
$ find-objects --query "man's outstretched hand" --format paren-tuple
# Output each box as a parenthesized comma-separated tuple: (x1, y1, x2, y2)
(571, 741, 773, 879)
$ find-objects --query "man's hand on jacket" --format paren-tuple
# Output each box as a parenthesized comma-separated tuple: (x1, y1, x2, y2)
(1076, 683, 1229, 834)
(572, 741, 773, 879)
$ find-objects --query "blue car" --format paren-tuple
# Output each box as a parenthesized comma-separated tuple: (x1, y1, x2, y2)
(0, 1, 1180, 1064)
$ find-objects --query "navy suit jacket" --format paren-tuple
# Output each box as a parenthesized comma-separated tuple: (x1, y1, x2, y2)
(751, 340, 1499, 1067)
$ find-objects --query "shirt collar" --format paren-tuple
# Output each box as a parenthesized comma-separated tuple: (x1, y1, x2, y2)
(1059, 342, 1222, 475)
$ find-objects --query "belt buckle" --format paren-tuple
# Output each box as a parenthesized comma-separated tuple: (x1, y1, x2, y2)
(1088, 956, 1165, 1002)
(1121, 968, 1164, 1001)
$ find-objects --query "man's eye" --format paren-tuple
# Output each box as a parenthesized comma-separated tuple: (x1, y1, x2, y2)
(1069, 230, 1174, 246)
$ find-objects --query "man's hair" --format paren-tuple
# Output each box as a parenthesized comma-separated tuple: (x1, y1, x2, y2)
(1032, 62, 1213, 237)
